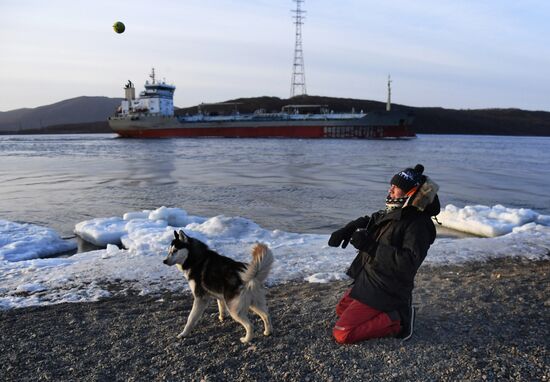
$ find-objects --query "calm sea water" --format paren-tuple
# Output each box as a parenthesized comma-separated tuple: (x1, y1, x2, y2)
(1, 134, 549, 237)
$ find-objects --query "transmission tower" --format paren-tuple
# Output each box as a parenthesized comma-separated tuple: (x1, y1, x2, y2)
(290, 0, 307, 98)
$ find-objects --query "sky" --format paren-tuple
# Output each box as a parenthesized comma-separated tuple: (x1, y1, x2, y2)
(1, 0, 549, 112)
(1, 205, 549, 309)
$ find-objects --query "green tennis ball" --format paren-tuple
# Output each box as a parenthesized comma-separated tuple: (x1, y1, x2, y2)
(113, 21, 125, 34)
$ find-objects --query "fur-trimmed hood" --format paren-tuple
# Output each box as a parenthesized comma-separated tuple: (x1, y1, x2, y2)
(403, 176, 440, 217)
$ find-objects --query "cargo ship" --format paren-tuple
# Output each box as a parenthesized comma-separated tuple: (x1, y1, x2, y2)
(108, 69, 415, 139)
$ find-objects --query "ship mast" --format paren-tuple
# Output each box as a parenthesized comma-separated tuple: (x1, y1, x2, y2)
(150, 68, 156, 84)
(386, 75, 392, 111)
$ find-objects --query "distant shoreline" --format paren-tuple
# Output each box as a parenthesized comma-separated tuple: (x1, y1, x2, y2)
(0, 121, 113, 135)
(2, 95, 550, 136)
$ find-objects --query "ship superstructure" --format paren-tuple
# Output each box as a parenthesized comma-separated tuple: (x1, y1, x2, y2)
(117, 68, 175, 117)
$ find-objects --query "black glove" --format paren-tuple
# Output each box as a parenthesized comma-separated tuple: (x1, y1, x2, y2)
(350, 228, 377, 253)
(328, 227, 353, 248)
(328, 216, 370, 248)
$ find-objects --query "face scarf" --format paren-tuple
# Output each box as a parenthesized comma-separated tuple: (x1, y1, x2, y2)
(384, 186, 419, 212)
(385, 195, 407, 212)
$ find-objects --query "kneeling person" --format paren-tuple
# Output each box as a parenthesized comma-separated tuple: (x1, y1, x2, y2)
(328, 164, 440, 343)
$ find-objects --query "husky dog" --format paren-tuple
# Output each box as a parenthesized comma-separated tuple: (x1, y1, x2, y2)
(163, 230, 273, 343)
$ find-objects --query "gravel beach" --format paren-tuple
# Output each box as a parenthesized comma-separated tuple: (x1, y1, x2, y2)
(1, 257, 549, 382)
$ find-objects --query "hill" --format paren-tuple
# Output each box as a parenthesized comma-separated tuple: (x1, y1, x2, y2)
(0, 96, 121, 132)
(1, 95, 549, 136)
(410, 107, 550, 136)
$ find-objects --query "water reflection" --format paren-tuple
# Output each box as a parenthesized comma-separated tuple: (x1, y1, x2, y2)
(0, 135, 548, 238)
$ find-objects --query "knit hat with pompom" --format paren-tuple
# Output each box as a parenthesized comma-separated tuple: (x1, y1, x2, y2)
(390, 164, 425, 192)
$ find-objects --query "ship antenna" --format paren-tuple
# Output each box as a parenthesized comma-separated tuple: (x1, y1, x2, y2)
(290, 0, 307, 98)
(386, 74, 392, 112)
(150, 68, 156, 84)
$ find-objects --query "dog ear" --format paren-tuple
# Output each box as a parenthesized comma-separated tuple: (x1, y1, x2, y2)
(174, 230, 179, 240)
(178, 230, 188, 243)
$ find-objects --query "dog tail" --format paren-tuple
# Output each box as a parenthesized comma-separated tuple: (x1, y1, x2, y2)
(240, 243, 273, 285)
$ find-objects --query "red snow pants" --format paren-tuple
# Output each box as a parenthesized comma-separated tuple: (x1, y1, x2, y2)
(333, 289, 401, 344)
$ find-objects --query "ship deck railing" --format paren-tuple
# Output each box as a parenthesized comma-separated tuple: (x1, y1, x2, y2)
(178, 113, 367, 122)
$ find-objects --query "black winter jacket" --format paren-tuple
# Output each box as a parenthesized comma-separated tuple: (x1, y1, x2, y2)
(346, 187, 440, 313)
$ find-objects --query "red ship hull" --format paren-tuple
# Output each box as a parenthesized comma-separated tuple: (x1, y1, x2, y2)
(109, 112, 416, 139)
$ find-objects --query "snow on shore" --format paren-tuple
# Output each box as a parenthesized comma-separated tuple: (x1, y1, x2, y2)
(436, 204, 550, 237)
(1, 205, 548, 309)
(0, 220, 76, 262)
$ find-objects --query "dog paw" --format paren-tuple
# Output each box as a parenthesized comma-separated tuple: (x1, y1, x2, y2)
(240, 336, 252, 344)
(218, 315, 224, 322)
(263, 330, 272, 336)
(177, 332, 187, 339)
